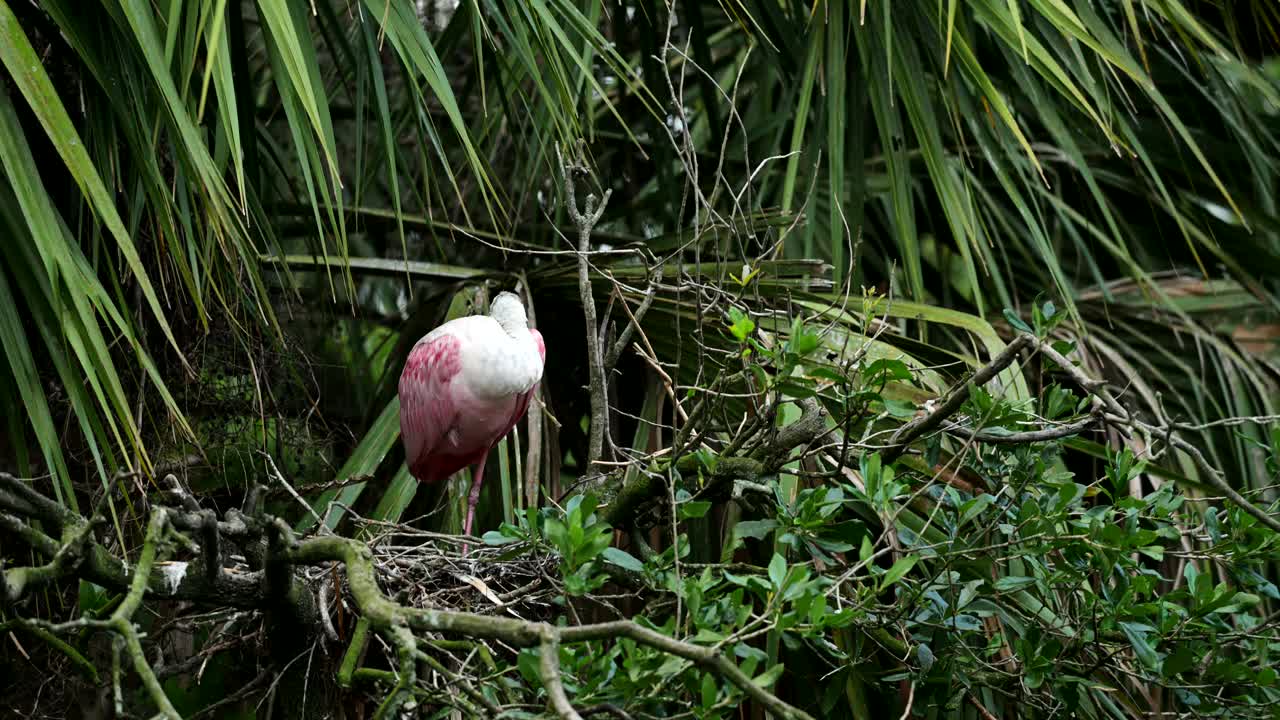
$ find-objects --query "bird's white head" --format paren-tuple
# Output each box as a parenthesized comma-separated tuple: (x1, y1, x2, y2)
(490, 291, 529, 335)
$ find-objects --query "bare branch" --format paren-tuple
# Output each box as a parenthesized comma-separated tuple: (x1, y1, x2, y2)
(560, 142, 614, 473)
(942, 412, 1100, 445)
(604, 265, 664, 371)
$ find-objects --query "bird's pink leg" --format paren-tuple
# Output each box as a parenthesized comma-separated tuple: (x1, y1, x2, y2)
(461, 455, 487, 555)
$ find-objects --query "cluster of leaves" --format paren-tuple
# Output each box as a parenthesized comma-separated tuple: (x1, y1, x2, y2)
(484, 494, 627, 597)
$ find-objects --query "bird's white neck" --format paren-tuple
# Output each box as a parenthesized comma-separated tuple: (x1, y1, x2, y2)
(496, 315, 527, 337)
(463, 326, 542, 399)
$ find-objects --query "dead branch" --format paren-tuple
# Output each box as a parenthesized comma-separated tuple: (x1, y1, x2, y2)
(561, 142, 614, 474)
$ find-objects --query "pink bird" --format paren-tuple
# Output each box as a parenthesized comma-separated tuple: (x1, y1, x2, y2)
(399, 291, 545, 540)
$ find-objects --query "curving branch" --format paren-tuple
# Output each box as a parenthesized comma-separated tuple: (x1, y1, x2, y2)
(540, 630, 583, 720)
(284, 529, 817, 719)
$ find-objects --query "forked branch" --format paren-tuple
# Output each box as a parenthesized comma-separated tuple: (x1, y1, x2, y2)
(560, 142, 614, 474)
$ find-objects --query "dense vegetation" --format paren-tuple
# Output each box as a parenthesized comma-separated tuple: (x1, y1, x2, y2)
(2, 1, 1280, 718)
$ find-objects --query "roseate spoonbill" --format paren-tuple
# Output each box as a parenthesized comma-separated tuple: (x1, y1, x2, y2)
(399, 291, 545, 540)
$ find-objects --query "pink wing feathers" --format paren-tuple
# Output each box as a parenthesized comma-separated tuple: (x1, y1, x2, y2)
(399, 333, 474, 484)
(532, 328, 546, 363)
(399, 328, 544, 484)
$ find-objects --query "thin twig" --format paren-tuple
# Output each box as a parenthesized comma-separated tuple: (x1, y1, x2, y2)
(604, 265, 664, 371)
(942, 412, 1100, 444)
